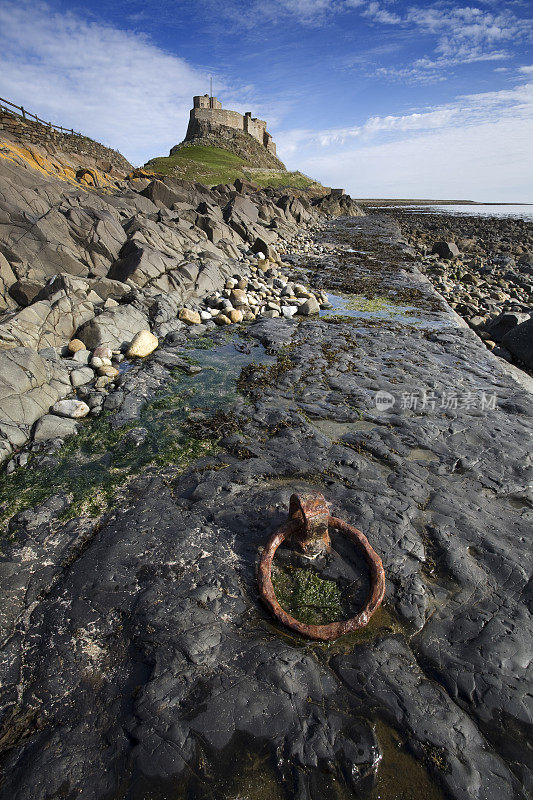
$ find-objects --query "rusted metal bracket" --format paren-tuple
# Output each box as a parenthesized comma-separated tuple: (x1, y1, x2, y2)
(258, 492, 385, 641)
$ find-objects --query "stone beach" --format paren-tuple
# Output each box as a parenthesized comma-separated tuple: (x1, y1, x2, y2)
(0, 113, 531, 800)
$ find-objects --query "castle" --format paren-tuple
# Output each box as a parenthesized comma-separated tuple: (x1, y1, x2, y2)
(185, 95, 277, 157)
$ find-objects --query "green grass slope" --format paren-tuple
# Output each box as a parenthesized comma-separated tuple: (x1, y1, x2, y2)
(144, 144, 322, 191)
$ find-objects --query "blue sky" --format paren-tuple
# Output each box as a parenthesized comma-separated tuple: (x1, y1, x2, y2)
(0, 0, 532, 200)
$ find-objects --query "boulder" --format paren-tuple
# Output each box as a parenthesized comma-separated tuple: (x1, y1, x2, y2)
(140, 180, 184, 209)
(33, 414, 79, 442)
(126, 330, 159, 358)
(432, 241, 460, 259)
(501, 317, 533, 369)
(234, 178, 259, 194)
(486, 312, 530, 343)
(8, 280, 43, 307)
(0, 347, 71, 460)
(71, 367, 95, 387)
(89, 278, 131, 302)
(252, 237, 279, 262)
(107, 241, 178, 289)
(0, 295, 94, 351)
(314, 193, 364, 217)
(76, 305, 148, 350)
(297, 297, 321, 316)
(0, 252, 16, 310)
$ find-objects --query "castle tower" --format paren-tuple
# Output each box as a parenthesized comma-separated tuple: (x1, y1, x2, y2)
(193, 95, 222, 110)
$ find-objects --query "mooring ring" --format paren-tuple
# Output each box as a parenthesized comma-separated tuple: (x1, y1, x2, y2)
(258, 497, 385, 641)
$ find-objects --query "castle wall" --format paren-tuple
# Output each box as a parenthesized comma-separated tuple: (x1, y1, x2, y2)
(191, 108, 244, 134)
(186, 99, 277, 156)
(243, 115, 266, 143)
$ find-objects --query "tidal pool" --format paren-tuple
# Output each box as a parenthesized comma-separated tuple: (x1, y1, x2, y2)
(0, 333, 273, 528)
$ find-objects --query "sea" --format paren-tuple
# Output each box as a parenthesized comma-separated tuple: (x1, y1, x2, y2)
(375, 204, 533, 221)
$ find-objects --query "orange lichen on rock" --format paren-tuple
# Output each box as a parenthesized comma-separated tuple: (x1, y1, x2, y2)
(0, 140, 116, 191)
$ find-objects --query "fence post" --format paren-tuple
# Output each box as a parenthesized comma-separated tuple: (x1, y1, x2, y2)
(21, 106, 25, 119)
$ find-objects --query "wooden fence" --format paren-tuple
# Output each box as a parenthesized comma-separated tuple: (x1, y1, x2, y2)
(0, 96, 83, 137)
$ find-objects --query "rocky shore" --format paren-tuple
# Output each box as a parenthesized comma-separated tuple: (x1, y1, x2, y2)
(0, 200, 531, 800)
(382, 209, 533, 371)
(0, 140, 361, 466)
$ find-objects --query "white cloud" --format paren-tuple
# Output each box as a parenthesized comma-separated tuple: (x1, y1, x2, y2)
(0, 1, 211, 164)
(519, 65, 533, 73)
(277, 79, 533, 201)
(368, 4, 533, 80)
(295, 116, 533, 201)
(361, 2, 401, 25)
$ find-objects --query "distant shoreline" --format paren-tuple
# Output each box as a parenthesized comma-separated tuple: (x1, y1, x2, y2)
(354, 199, 533, 206)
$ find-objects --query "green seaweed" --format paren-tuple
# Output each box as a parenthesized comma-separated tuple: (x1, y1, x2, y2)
(271, 564, 344, 625)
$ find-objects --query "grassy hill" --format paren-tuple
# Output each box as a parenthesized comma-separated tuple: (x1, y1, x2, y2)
(144, 144, 322, 191)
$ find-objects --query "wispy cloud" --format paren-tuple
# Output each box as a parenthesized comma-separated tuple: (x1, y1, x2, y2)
(0, 0, 210, 164)
(277, 77, 533, 152)
(277, 75, 533, 201)
(364, 3, 533, 81)
(204, 0, 532, 79)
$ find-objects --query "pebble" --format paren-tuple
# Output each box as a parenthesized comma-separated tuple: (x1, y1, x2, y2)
(68, 339, 86, 354)
(126, 330, 159, 358)
(93, 345, 113, 360)
(51, 399, 90, 418)
(179, 308, 201, 325)
(97, 365, 119, 378)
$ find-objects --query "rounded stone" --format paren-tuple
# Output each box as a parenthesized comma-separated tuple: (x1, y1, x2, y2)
(126, 330, 159, 358)
(297, 296, 320, 316)
(214, 314, 232, 326)
(68, 339, 86, 354)
(230, 289, 248, 306)
(93, 345, 113, 360)
(70, 367, 95, 388)
(98, 365, 119, 378)
(229, 309, 243, 323)
(179, 308, 201, 325)
(51, 399, 90, 418)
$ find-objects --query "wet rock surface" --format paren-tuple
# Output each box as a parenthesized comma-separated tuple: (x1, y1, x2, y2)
(0, 216, 531, 800)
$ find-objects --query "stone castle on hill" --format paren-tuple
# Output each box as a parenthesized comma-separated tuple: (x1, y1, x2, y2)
(185, 95, 277, 157)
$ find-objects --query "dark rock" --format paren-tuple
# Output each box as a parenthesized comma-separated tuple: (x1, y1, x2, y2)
(8, 279, 43, 307)
(140, 179, 184, 209)
(502, 316, 533, 368)
(486, 311, 530, 342)
(432, 241, 460, 259)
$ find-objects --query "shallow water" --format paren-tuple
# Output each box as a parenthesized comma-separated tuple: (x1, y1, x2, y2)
(0, 333, 273, 527)
(320, 292, 419, 324)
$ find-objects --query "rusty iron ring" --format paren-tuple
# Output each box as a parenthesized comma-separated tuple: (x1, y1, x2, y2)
(258, 493, 386, 641)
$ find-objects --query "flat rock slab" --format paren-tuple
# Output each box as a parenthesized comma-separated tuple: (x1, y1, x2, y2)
(0, 216, 531, 800)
